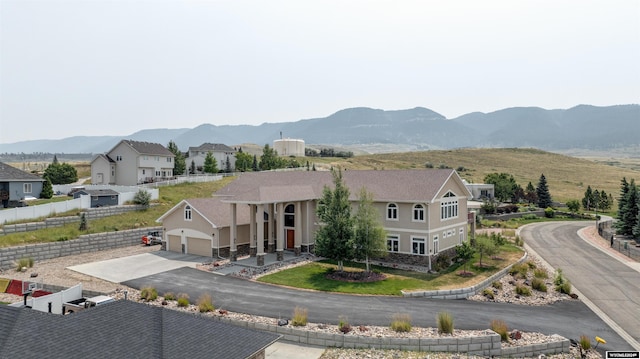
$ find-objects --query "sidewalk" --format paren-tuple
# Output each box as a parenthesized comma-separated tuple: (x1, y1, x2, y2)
(578, 226, 640, 273)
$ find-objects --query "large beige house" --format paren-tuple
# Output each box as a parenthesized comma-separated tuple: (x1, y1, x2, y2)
(157, 169, 472, 267)
(91, 140, 175, 185)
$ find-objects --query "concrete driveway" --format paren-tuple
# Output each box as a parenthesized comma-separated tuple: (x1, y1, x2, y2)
(68, 251, 212, 283)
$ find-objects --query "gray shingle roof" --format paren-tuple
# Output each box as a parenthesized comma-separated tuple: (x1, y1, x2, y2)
(188, 143, 236, 153)
(0, 161, 45, 182)
(122, 140, 174, 157)
(77, 189, 119, 196)
(217, 169, 468, 204)
(0, 300, 279, 359)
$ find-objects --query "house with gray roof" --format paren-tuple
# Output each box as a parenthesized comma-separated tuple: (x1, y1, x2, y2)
(157, 169, 472, 268)
(0, 300, 279, 359)
(187, 143, 237, 173)
(91, 140, 175, 185)
(0, 161, 45, 208)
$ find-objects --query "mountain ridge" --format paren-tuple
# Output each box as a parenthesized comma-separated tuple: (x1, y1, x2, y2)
(1, 104, 637, 154)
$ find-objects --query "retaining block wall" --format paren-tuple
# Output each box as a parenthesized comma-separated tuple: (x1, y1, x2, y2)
(214, 316, 569, 357)
(402, 252, 528, 299)
(0, 226, 162, 270)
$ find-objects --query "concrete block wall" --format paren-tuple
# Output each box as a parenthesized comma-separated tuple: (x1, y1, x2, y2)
(0, 227, 162, 270)
(0, 205, 147, 236)
(401, 252, 528, 299)
(214, 316, 568, 356)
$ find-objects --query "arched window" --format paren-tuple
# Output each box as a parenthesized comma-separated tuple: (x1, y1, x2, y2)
(184, 205, 192, 221)
(284, 204, 295, 227)
(413, 204, 425, 222)
(387, 203, 398, 220)
(440, 191, 458, 220)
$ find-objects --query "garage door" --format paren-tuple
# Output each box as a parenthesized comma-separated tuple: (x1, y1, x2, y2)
(168, 235, 182, 253)
(187, 237, 211, 257)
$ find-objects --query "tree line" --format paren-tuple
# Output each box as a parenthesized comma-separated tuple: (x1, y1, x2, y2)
(616, 177, 640, 239)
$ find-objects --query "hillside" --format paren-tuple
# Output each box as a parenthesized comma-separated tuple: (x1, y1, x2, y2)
(0, 104, 637, 155)
(305, 148, 640, 204)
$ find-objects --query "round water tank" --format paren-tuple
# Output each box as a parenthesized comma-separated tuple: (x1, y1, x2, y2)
(274, 139, 305, 157)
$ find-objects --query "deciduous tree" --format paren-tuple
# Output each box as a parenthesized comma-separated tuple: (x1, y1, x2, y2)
(43, 161, 78, 185)
(167, 141, 186, 176)
(455, 241, 475, 275)
(353, 187, 387, 272)
(484, 173, 518, 202)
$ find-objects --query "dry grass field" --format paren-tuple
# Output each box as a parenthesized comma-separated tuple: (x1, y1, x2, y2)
(302, 148, 640, 204)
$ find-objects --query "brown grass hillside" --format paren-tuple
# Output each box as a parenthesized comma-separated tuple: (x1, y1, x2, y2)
(303, 148, 640, 204)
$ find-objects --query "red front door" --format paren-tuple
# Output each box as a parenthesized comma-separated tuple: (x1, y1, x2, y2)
(286, 229, 295, 249)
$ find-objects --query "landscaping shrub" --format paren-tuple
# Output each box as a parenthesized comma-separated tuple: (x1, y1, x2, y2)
(544, 207, 555, 218)
(531, 278, 548, 292)
(482, 288, 495, 300)
(521, 214, 538, 220)
(492, 281, 503, 290)
(514, 235, 524, 246)
(437, 312, 454, 334)
(533, 268, 549, 279)
(338, 316, 352, 334)
(515, 285, 532, 296)
(526, 260, 537, 269)
(140, 286, 158, 301)
(291, 306, 308, 327)
(434, 253, 451, 271)
(177, 293, 190, 307)
(490, 233, 506, 247)
(390, 313, 412, 333)
(163, 292, 176, 301)
(15, 257, 34, 272)
(557, 281, 572, 295)
(490, 319, 509, 342)
(579, 335, 592, 350)
(197, 293, 215, 312)
(133, 189, 152, 207)
(509, 263, 528, 277)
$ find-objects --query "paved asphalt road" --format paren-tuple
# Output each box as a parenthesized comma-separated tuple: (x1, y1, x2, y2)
(124, 223, 636, 354)
(521, 221, 640, 348)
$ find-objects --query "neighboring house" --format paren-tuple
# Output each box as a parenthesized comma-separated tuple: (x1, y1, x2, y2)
(186, 143, 237, 173)
(73, 189, 119, 207)
(0, 300, 280, 359)
(463, 180, 495, 201)
(0, 161, 45, 208)
(91, 140, 175, 186)
(158, 169, 472, 267)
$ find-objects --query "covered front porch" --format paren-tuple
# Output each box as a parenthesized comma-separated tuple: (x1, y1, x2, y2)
(224, 192, 318, 266)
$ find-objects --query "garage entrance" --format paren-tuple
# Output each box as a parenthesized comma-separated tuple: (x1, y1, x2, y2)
(187, 237, 211, 257)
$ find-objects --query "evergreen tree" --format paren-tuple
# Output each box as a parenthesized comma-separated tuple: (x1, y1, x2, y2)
(259, 144, 280, 170)
(621, 180, 638, 235)
(225, 156, 232, 173)
(252, 155, 259, 171)
(352, 187, 387, 272)
(617, 177, 629, 222)
(167, 141, 186, 176)
(633, 208, 640, 240)
(315, 168, 354, 272)
(190, 160, 196, 175)
(40, 178, 54, 199)
(52, 154, 59, 165)
(203, 152, 218, 173)
(536, 173, 553, 208)
(582, 185, 594, 210)
(79, 213, 88, 231)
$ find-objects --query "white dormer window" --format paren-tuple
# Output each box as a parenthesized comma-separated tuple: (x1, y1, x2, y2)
(440, 191, 458, 220)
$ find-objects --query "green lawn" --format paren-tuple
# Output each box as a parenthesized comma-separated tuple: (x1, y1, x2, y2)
(258, 245, 523, 295)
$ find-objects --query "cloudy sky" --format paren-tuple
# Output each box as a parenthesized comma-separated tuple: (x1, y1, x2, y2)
(1, 0, 638, 144)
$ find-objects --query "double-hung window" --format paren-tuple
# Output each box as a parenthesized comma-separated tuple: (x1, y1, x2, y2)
(413, 204, 425, 222)
(387, 203, 398, 220)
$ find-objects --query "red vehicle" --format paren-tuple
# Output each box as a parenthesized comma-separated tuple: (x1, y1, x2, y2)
(142, 231, 162, 246)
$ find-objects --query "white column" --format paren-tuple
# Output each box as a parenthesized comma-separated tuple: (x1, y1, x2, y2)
(276, 202, 284, 261)
(249, 204, 256, 257)
(230, 203, 237, 261)
(294, 201, 302, 256)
